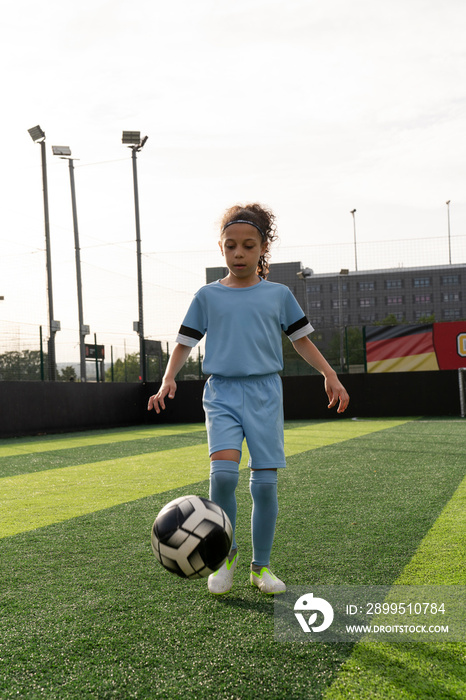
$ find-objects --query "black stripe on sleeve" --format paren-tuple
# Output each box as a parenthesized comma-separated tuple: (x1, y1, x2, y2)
(285, 316, 310, 337)
(179, 325, 204, 341)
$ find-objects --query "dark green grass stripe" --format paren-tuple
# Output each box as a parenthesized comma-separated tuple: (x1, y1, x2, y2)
(1, 421, 464, 699)
(277, 438, 465, 587)
(0, 423, 204, 448)
(324, 474, 466, 699)
(344, 418, 466, 458)
(0, 421, 326, 479)
(0, 431, 208, 478)
(0, 419, 407, 479)
(0, 422, 326, 479)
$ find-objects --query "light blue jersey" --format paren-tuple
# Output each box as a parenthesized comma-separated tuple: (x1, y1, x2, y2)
(176, 279, 313, 377)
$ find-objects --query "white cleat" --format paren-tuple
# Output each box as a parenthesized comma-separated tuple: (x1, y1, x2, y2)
(250, 567, 286, 595)
(208, 552, 238, 595)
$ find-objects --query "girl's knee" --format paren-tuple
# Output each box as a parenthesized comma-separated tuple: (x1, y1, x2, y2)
(210, 460, 239, 490)
(210, 449, 240, 463)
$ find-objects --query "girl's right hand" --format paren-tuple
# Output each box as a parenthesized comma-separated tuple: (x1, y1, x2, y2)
(147, 379, 177, 414)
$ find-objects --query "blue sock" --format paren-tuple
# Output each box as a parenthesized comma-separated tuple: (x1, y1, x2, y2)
(209, 460, 239, 550)
(249, 469, 278, 567)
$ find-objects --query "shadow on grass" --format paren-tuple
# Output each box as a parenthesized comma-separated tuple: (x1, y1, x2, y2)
(326, 640, 466, 699)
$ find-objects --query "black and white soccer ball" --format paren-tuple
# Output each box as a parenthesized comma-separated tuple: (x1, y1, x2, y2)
(151, 495, 233, 579)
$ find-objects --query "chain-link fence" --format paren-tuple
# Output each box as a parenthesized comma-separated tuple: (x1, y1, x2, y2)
(1, 234, 464, 381)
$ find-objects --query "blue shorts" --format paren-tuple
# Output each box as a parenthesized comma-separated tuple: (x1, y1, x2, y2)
(202, 373, 285, 469)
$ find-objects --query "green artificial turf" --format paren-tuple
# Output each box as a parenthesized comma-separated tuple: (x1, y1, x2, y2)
(0, 419, 407, 538)
(324, 456, 466, 700)
(0, 418, 465, 699)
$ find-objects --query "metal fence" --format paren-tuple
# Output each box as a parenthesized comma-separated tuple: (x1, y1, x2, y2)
(0, 319, 367, 382)
(1, 234, 465, 381)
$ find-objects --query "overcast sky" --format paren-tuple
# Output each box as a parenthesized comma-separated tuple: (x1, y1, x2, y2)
(1, 0, 465, 361)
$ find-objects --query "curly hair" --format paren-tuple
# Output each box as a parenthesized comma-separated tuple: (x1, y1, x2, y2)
(220, 203, 278, 279)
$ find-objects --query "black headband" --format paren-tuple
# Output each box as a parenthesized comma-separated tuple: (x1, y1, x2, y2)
(222, 219, 265, 238)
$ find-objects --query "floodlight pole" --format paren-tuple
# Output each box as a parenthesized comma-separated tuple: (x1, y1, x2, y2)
(123, 134, 148, 383)
(67, 158, 87, 381)
(132, 149, 145, 382)
(446, 200, 452, 265)
(28, 126, 58, 381)
(52, 145, 89, 381)
(339, 268, 349, 373)
(350, 209, 358, 272)
(40, 138, 58, 380)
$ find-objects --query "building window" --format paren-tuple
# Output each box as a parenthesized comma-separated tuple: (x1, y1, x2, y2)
(441, 275, 460, 285)
(414, 294, 432, 304)
(310, 317, 324, 327)
(387, 296, 404, 305)
(358, 281, 375, 291)
(308, 283, 323, 293)
(442, 309, 462, 320)
(331, 282, 348, 292)
(332, 315, 350, 326)
(414, 310, 433, 320)
(310, 300, 322, 309)
(442, 292, 460, 303)
(359, 313, 377, 323)
(331, 298, 349, 309)
(413, 277, 431, 288)
(385, 279, 403, 289)
(359, 298, 375, 307)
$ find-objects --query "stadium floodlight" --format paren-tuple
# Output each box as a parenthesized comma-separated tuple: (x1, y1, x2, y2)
(28, 124, 58, 380)
(122, 131, 141, 145)
(51, 145, 72, 156)
(52, 144, 88, 381)
(122, 131, 148, 151)
(28, 125, 46, 142)
(122, 130, 149, 382)
(296, 267, 313, 280)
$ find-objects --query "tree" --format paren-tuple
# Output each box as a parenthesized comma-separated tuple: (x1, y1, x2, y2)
(375, 314, 407, 326)
(0, 349, 44, 380)
(106, 353, 140, 382)
(105, 350, 203, 383)
(416, 314, 436, 324)
(326, 327, 365, 369)
(59, 365, 78, 382)
(374, 313, 436, 326)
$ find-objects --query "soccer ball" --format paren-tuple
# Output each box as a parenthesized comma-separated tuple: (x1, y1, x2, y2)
(151, 495, 233, 579)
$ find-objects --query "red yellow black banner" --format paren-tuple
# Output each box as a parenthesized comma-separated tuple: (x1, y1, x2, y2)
(365, 322, 466, 372)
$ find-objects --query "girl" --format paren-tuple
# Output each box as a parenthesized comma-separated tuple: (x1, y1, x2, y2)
(148, 203, 349, 595)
